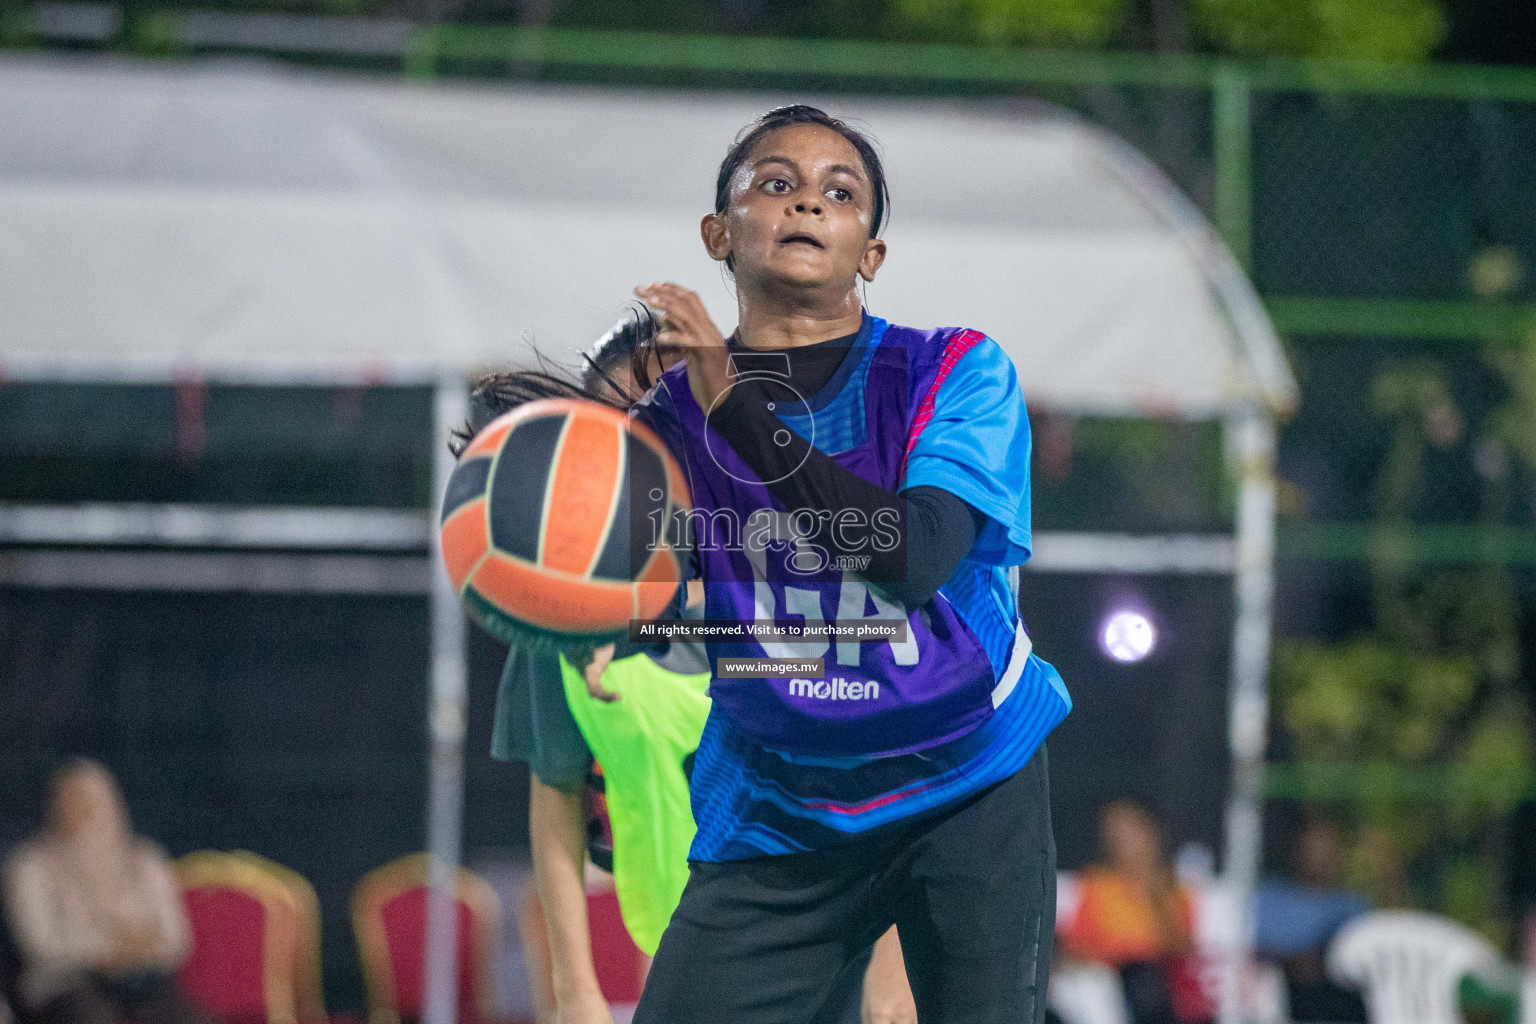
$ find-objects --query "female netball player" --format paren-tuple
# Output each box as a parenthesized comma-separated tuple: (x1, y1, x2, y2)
(454, 318, 708, 1024)
(453, 315, 912, 1024)
(625, 105, 1072, 1024)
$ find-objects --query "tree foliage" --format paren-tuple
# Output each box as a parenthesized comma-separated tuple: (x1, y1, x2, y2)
(1273, 351, 1535, 938)
(1190, 0, 1447, 61)
(889, 0, 1126, 47)
(887, 0, 1448, 59)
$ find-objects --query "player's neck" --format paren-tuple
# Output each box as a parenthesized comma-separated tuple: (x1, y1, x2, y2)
(733, 284, 863, 350)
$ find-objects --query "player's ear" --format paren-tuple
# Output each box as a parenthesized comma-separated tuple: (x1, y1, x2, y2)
(858, 237, 887, 283)
(702, 212, 732, 264)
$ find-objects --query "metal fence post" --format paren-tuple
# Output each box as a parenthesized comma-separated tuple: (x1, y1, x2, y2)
(424, 377, 470, 1024)
(405, 24, 440, 80)
(1213, 64, 1253, 273)
(1219, 406, 1278, 1024)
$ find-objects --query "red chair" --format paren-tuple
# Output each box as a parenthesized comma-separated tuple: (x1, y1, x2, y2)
(351, 854, 499, 1024)
(583, 885, 645, 1006)
(175, 851, 301, 1024)
(232, 852, 327, 1024)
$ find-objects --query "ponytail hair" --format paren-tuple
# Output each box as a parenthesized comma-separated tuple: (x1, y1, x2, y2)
(447, 307, 661, 457)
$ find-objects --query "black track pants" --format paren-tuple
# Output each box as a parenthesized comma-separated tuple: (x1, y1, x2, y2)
(635, 747, 1056, 1024)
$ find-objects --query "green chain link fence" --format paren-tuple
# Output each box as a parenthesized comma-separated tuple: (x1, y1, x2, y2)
(11, 17, 1536, 913)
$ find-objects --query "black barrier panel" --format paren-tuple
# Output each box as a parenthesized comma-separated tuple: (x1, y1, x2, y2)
(0, 382, 434, 507)
(1030, 415, 1228, 536)
(0, 589, 433, 1013)
(1016, 571, 1234, 872)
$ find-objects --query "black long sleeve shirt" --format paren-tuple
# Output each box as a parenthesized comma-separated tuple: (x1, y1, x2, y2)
(704, 330, 984, 608)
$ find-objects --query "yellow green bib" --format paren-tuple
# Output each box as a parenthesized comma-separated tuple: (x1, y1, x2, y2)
(558, 651, 710, 955)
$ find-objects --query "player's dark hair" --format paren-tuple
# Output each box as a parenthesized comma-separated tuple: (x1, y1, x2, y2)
(447, 308, 658, 457)
(590, 305, 665, 405)
(714, 104, 890, 264)
(628, 108, 888, 393)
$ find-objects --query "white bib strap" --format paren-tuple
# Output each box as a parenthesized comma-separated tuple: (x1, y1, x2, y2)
(991, 621, 1032, 708)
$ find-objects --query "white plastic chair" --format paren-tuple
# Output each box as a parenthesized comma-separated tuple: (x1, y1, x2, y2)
(1327, 910, 1506, 1024)
(1050, 961, 1132, 1024)
(1051, 871, 1130, 1024)
(1246, 959, 1292, 1024)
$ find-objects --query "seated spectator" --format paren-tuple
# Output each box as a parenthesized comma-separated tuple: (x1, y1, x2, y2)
(1059, 800, 1206, 1024)
(2, 759, 209, 1024)
(1254, 816, 1369, 1023)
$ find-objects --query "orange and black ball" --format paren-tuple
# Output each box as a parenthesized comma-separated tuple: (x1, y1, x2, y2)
(439, 398, 689, 649)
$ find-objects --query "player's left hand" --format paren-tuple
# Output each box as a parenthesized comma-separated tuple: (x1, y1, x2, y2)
(634, 283, 732, 413)
(863, 988, 918, 1024)
(862, 926, 918, 1024)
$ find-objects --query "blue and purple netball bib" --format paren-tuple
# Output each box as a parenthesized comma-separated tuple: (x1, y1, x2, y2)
(633, 316, 1052, 760)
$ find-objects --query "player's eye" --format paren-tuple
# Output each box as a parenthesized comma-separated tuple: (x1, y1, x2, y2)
(763, 177, 793, 194)
(827, 186, 854, 202)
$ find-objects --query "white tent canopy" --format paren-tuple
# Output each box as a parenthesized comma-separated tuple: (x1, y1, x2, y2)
(0, 53, 1290, 1024)
(0, 54, 1293, 417)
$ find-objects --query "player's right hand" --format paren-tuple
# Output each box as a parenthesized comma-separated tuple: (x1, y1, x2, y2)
(634, 282, 732, 414)
(582, 642, 620, 703)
